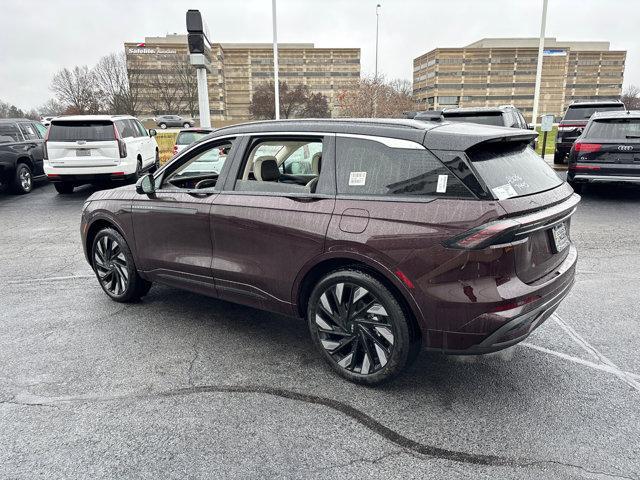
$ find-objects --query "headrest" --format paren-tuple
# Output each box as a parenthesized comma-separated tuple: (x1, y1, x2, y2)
(311, 152, 322, 174)
(254, 156, 280, 182)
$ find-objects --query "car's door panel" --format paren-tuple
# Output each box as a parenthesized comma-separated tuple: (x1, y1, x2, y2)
(210, 134, 336, 315)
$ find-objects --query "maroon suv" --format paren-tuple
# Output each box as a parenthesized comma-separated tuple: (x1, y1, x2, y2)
(80, 119, 579, 384)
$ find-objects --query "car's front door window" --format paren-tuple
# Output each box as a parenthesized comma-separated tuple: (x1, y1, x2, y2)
(162, 140, 233, 190)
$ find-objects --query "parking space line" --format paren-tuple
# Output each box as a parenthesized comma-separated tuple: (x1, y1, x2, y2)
(548, 313, 640, 393)
(6, 274, 94, 285)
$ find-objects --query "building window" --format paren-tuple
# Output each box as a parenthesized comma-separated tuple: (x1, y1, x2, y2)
(437, 96, 459, 105)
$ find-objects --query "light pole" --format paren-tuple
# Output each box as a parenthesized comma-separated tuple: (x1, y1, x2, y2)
(272, 0, 280, 120)
(375, 4, 381, 79)
(532, 0, 549, 126)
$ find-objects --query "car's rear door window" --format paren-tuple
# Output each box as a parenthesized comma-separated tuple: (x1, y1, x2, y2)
(442, 113, 504, 127)
(18, 123, 39, 140)
(468, 143, 562, 199)
(336, 136, 472, 198)
(48, 121, 116, 142)
(0, 123, 23, 142)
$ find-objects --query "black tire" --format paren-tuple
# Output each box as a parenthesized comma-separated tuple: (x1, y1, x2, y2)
(91, 228, 152, 302)
(568, 181, 584, 194)
(135, 158, 143, 179)
(54, 182, 74, 194)
(159, 123, 167, 129)
(183, 122, 191, 128)
(150, 150, 160, 173)
(11, 163, 33, 194)
(553, 150, 565, 164)
(307, 269, 419, 385)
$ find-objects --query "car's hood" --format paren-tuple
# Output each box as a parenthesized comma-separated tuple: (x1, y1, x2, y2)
(86, 183, 138, 203)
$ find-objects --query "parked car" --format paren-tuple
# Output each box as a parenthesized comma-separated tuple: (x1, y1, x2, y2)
(173, 127, 215, 155)
(554, 100, 625, 164)
(156, 115, 194, 129)
(567, 110, 640, 192)
(40, 116, 55, 127)
(44, 115, 159, 194)
(413, 106, 537, 149)
(80, 118, 578, 384)
(0, 118, 48, 194)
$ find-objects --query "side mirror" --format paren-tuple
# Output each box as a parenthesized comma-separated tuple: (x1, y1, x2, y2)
(136, 173, 155, 195)
(149, 129, 157, 137)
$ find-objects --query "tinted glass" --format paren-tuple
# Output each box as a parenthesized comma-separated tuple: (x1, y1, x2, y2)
(176, 131, 210, 145)
(115, 119, 137, 138)
(584, 119, 640, 139)
(443, 113, 505, 126)
(34, 122, 48, 137)
(49, 121, 115, 142)
(0, 123, 22, 142)
(19, 123, 39, 140)
(336, 137, 471, 197)
(468, 144, 562, 199)
(563, 105, 625, 121)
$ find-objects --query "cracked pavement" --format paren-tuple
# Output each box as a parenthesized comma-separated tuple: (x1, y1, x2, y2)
(0, 180, 639, 479)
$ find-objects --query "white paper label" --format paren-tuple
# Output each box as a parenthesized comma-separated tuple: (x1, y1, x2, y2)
(349, 171, 367, 186)
(492, 183, 519, 200)
(436, 174, 448, 193)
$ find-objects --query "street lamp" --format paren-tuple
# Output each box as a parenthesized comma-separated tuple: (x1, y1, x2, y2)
(532, 0, 549, 126)
(375, 4, 381, 79)
(272, 0, 280, 120)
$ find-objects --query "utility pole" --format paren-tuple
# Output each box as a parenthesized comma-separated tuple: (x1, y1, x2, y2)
(373, 4, 381, 117)
(532, 0, 549, 126)
(375, 4, 381, 79)
(186, 10, 212, 128)
(272, 0, 280, 120)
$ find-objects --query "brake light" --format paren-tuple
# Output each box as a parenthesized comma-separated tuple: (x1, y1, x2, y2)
(569, 164, 601, 171)
(43, 125, 50, 160)
(573, 143, 601, 153)
(444, 219, 520, 250)
(113, 123, 127, 158)
(173, 144, 178, 155)
(489, 295, 541, 313)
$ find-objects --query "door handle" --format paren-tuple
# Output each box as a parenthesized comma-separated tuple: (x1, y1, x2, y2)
(286, 195, 322, 203)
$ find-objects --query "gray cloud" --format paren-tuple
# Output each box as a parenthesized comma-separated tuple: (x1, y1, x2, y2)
(0, 0, 637, 109)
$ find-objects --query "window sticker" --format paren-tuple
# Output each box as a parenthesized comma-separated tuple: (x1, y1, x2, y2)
(349, 171, 367, 186)
(492, 183, 518, 200)
(436, 174, 448, 193)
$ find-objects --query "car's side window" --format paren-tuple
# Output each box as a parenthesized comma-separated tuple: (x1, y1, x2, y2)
(161, 139, 234, 190)
(115, 120, 135, 139)
(134, 120, 148, 137)
(234, 137, 324, 194)
(18, 123, 39, 140)
(335, 137, 473, 198)
(34, 122, 47, 137)
(0, 123, 24, 142)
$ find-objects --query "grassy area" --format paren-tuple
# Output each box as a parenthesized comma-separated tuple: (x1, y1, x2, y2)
(535, 126, 557, 156)
(155, 131, 177, 165)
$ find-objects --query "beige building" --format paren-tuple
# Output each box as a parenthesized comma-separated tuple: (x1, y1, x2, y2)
(125, 35, 360, 123)
(413, 38, 626, 121)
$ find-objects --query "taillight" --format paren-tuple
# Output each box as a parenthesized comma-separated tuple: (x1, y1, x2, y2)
(444, 219, 520, 250)
(113, 123, 127, 158)
(489, 295, 541, 313)
(569, 164, 601, 171)
(43, 126, 50, 160)
(573, 143, 601, 154)
(558, 123, 584, 131)
(173, 145, 178, 155)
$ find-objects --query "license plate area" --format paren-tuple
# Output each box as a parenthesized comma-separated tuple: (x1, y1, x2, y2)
(76, 149, 91, 157)
(550, 222, 570, 253)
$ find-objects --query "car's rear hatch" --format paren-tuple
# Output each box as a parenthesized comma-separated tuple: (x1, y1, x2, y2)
(428, 123, 578, 285)
(571, 117, 640, 178)
(559, 104, 626, 144)
(47, 120, 120, 167)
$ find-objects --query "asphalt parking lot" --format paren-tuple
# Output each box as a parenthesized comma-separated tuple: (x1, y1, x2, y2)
(1, 180, 639, 479)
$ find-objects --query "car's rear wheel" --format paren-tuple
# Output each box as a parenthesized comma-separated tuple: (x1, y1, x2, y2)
(307, 270, 419, 385)
(91, 228, 152, 302)
(150, 150, 160, 173)
(553, 150, 565, 164)
(53, 182, 74, 194)
(183, 122, 191, 128)
(159, 123, 167, 129)
(11, 163, 33, 194)
(135, 158, 143, 179)
(568, 180, 584, 194)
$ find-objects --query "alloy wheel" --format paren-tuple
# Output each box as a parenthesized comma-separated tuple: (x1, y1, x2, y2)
(314, 282, 395, 375)
(94, 236, 129, 296)
(20, 168, 32, 191)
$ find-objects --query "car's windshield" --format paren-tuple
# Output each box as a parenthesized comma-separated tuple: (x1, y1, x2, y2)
(443, 113, 504, 126)
(563, 105, 625, 121)
(176, 131, 210, 145)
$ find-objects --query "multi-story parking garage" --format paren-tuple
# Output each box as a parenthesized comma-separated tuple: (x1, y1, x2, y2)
(413, 37, 626, 121)
(125, 35, 360, 123)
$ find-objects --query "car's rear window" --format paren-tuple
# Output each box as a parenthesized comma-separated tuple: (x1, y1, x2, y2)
(443, 113, 504, 127)
(468, 144, 562, 200)
(563, 105, 625, 121)
(0, 123, 23, 143)
(48, 121, 115, 142)
(176, 131, 210, 145)
(584, 118, 640, 139)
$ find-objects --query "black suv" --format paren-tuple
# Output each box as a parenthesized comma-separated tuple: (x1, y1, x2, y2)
(567, 110, 640, 192)
(555, 100, 625, 164)
(0, 118, 47, 194)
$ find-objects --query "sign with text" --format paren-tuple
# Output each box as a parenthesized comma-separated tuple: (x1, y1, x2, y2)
(541, 114, 554, 132)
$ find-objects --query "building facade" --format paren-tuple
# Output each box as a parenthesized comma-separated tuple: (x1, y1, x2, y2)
(125, 35, 360, 124)
(413, 38, 626, 121)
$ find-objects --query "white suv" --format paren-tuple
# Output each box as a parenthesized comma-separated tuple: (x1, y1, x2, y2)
(44, 115, 159, 194)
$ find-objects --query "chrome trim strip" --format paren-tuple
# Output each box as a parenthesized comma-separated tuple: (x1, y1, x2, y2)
(574, 174, 640, 183)
(335, 133, 426, 150)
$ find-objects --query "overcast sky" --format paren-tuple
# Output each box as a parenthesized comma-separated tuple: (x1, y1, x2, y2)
(1, 0, 637, 109)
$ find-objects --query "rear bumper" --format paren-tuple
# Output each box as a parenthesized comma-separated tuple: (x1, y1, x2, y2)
(46, 173, 136, 184)
(570, 174, 640, 184)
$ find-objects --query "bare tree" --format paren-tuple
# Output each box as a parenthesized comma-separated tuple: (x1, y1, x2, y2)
(621, 84, 640, 110)
(145, 61, 184, 115)
(175, 57, 199, 118)
(37, 98, 65, 116)
(50, 66, 100, 114)
(250, 81, 330, 119)
(337, 76, 414, 118)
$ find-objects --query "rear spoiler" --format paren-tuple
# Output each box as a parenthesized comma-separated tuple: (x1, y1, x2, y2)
(424, 122, 537, 151)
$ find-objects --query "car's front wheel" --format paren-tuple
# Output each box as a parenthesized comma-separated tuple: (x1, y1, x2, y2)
(91, 228, 152, 302)
(307, 270, 419, 385)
